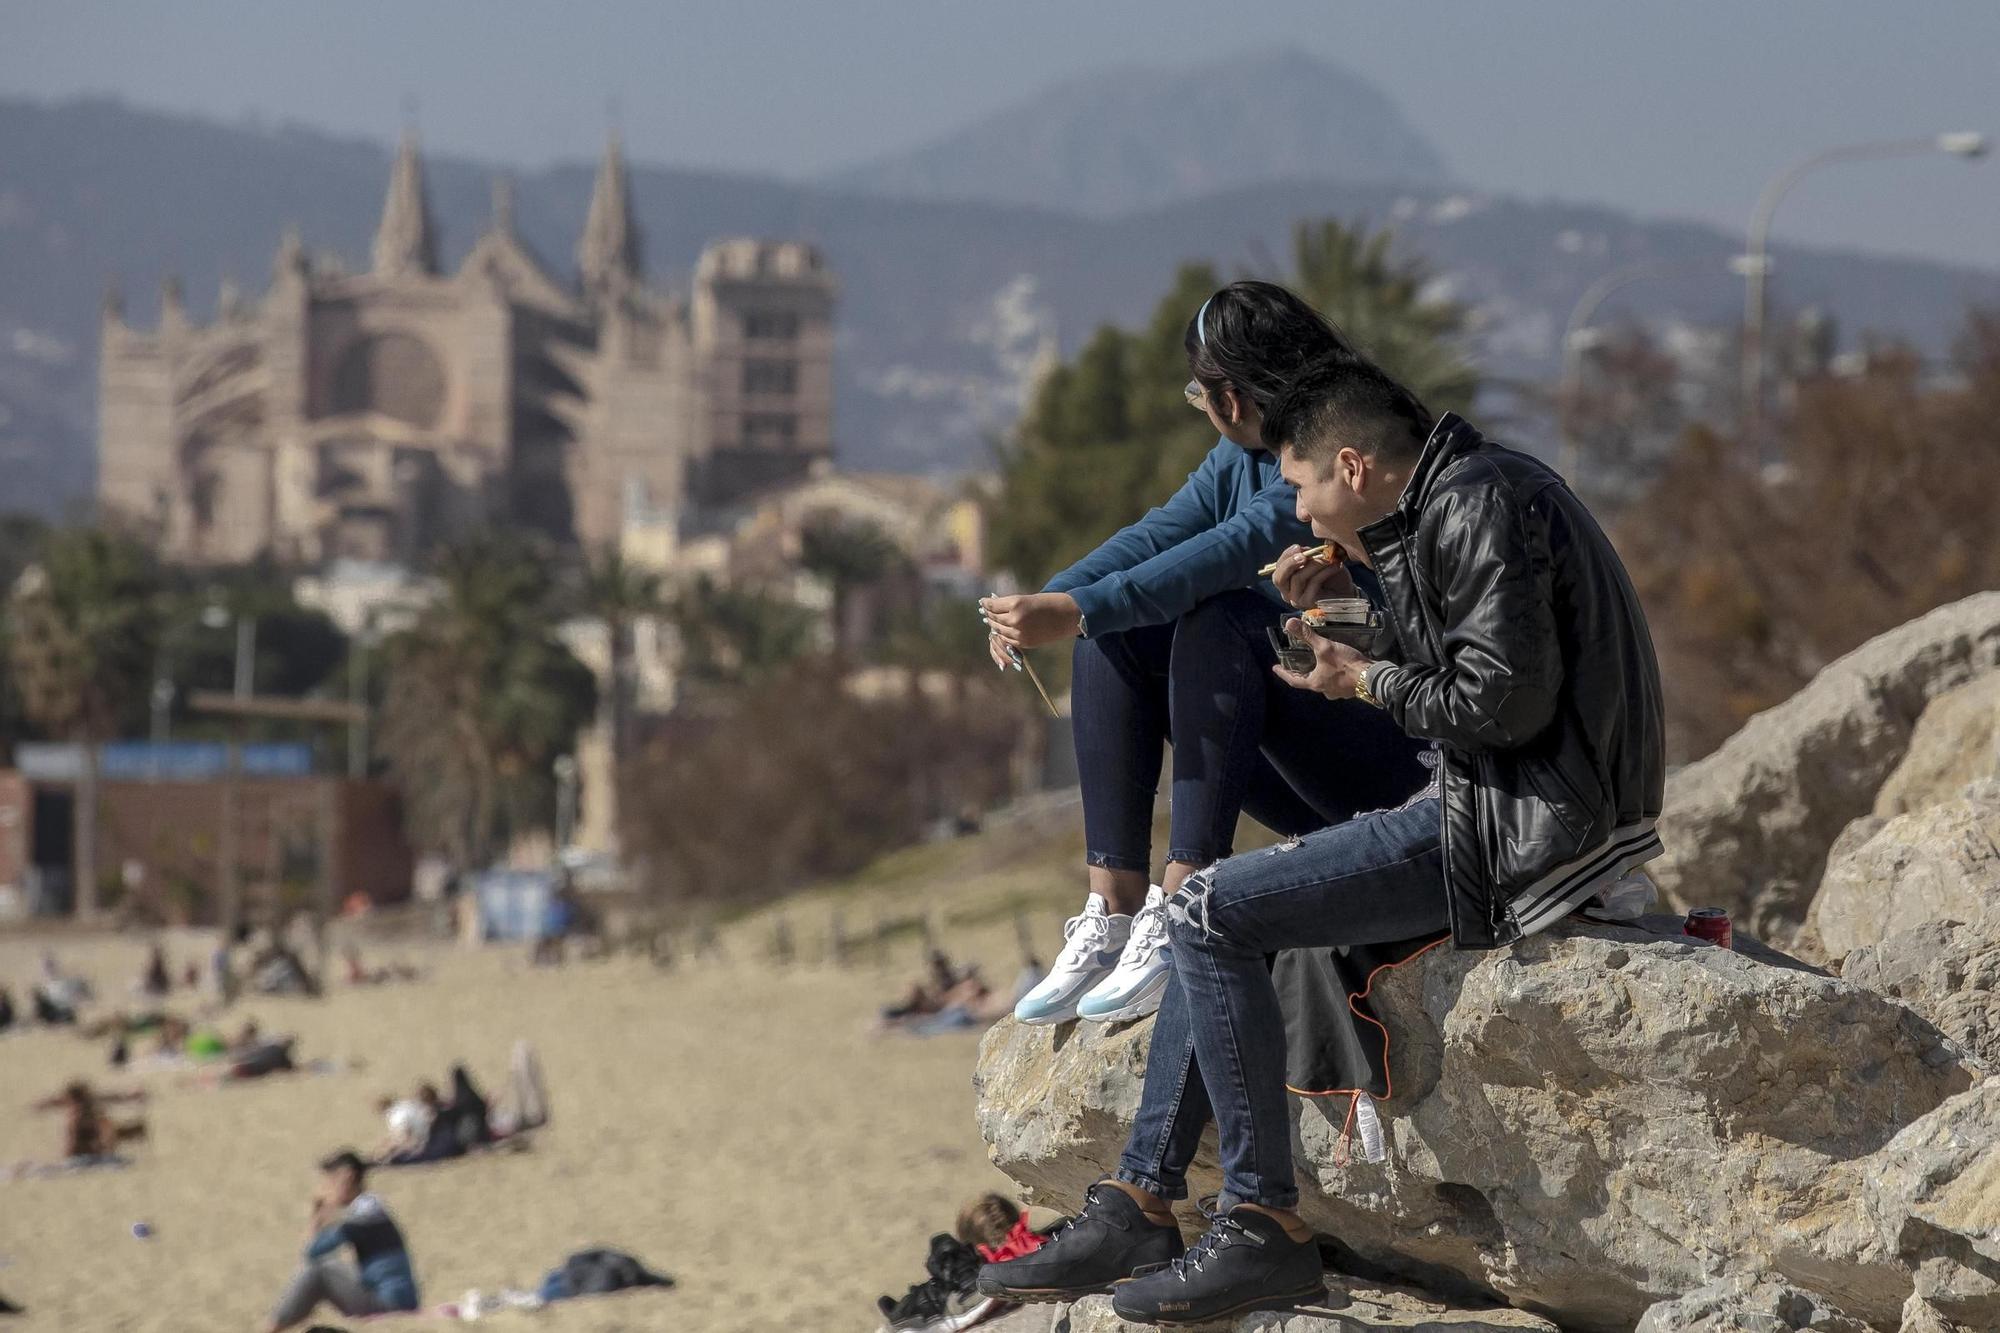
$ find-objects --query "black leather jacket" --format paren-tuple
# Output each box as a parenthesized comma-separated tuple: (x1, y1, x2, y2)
(1359, 415, 1666, 948)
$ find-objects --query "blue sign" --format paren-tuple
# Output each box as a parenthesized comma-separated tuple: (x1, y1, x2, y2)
(14, 742, 316, 782)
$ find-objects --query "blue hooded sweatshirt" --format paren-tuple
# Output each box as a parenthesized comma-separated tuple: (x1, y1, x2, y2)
(1042, 437, 1315, 637)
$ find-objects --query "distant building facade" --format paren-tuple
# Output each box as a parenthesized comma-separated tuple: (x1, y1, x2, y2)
(97, 134, 836, 564)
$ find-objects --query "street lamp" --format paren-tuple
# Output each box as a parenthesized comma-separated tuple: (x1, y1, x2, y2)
(201, 601, 258, 699)
(1559, 258, 1712, 482)
(553, 754, 579, 852)
(1738, 132, 1987, 429)
(347, 618, 380, 780)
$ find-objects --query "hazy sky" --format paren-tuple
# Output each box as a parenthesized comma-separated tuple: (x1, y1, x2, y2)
(7, 1, 1999, 269)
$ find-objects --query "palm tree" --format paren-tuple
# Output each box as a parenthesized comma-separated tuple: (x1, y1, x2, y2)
(799, 515, 905, 660)
(1290, 219, 1480, 416)
(663, 576, 815, 692)
(376, 532, 595, 873)
(579, 546, 664, 768)
(7, 527, 163, 916)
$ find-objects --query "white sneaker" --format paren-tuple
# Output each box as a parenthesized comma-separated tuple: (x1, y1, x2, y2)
(1078, 885, 1172, 1022)
(1012, 893, 1132, 1025)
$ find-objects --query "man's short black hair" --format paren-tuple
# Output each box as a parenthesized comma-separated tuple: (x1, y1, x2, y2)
(1264, 356, 1435, 470)
(319, 1148, 369, 1180)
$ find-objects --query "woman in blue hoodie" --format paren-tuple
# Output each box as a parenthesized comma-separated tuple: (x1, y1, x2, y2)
(982, 281, 1428, 1027)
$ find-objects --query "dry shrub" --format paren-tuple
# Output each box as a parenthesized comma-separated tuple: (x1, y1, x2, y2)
(1619, 314, 2000, 759)
(619, 662, 1024, 910)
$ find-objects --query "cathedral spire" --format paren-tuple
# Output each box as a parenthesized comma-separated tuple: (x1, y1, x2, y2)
(577, 132, 641, 297)
(372, 131, 439, 277)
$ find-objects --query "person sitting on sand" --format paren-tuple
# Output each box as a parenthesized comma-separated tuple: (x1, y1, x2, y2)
(880, 949, 967, 1022)
(959, 1193, 1047, 1265)
(32, 951, 88, 1024)
(139, 942, 171, 998)
(0, 984, 15, 1034)
(267, 1149, 421, 1330)
(32, 1081, 147, 1160)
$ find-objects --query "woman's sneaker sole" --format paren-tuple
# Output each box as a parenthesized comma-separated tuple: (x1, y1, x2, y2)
(1077, 967, 1169, 1023)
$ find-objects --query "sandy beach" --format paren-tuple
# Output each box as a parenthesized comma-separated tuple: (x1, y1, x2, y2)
(0, 898, 1063, 1333)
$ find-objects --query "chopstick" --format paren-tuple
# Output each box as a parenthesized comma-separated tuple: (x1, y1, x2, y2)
(1258, 542, 1343, 579)
(1011, 648, 1061, 717)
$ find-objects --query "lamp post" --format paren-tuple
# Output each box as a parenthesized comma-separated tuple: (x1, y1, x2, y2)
(1559, 258, 1708, 483)
(553, 754, 578, 853)
(200, 601, 258, 699)
(1738, 132, 1987, 432)
(347, 619, 379, 781)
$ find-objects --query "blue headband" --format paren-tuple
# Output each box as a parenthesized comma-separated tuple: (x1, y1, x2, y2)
(1195, 295, 1214, 346)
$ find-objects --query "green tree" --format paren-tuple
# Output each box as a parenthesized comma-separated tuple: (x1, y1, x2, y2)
(1289, 219, 1478, 415)
(989, 264, 1219, 589)
(7, 526, 165, 915)
(988, 222, 1480, 592)
(799, 515, 906, 660)
(376, 531, 595, 872)
(664, 575, 816, 692)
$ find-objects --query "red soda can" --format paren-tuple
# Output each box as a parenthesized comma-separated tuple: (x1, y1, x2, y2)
(1684, 907, 1733, 950)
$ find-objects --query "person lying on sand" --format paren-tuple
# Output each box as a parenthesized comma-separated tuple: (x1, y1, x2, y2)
(267, 1150, 421, 1331)
(375, 1044, 550, 1165)
(342, 944, 422, 986)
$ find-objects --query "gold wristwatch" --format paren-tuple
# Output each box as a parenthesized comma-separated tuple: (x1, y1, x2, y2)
(1355, 661, 1384, 708)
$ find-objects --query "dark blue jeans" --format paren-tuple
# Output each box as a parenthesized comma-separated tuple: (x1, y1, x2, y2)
(1115, 796, 1449, 1210)
(1071, 589, 1428, 873)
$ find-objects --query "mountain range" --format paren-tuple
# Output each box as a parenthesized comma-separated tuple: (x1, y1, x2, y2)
(827, 49, 1451, 215)
(2, 52, 1997, 518)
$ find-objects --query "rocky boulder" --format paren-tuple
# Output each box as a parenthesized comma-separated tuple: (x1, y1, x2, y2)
(974, 917, 1974, 1331)
(1050, 1278, 1559, 1332)
(1648, 592, 2000, 944)
(1875, 672, 2000, 818)
(1810, 780, 2000, 962)
(1633, 1275, 1871, 1332)
(1860, 1078, 2000, 1330)
(1842, 919, 2000, 1070)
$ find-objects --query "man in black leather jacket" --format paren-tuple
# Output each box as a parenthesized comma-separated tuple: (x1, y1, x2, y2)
(976, 355, 1666, 1327)
(1281, 359, 1667, 947)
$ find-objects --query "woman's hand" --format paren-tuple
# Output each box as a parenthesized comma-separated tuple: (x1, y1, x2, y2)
(1271, 544, 1356, 609)
(979, 592, 1082, 650)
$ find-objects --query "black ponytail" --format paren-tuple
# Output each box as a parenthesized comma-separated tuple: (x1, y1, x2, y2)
(1185, 280, 1355, 416)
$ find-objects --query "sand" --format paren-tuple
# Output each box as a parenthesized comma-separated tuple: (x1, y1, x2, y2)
(0, 907, 1071, 1333)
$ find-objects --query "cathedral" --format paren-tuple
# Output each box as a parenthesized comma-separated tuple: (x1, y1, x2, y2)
(96, 134, 836, 566)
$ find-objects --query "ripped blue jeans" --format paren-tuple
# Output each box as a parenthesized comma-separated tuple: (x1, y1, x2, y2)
(1114, 796, 1447, 1211)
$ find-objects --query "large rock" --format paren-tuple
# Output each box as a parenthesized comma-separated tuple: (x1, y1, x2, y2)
(1632, 1274, 1871, 1332)
(1052, 1277, 1559, 1332)
(1861, 1078, 2000, 1329)
(1649, 593, 2000, 944)
(1875, 672, 2000, 818)
(1809, 781, 2000, 962)
(974, 918, 1975, 1332)
(1843, 919, 2000, 1071)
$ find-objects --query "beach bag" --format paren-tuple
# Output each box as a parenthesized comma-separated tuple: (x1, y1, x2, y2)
(537, 1248, 674, 1303)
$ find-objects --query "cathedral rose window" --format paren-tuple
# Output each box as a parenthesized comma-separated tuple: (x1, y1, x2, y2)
(330, 331, 446, 429)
